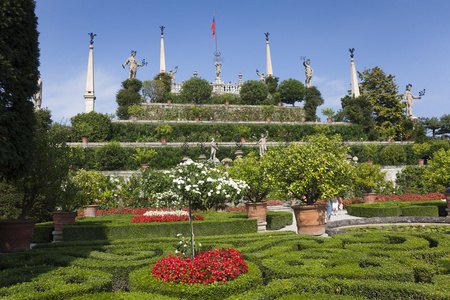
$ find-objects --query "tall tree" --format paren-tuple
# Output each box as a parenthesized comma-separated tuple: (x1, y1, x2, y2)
(277, 79, 305, 106)
(116, 79, 143, 120)
(339, 94, 376, 139)
(358, 67, 405, 136)
(304, 86, 324, 122)
(0, 0, 40, 179)
(264, 76, 279, 95)
(420, 117, 441, 138)
(437, 114, 450, 136)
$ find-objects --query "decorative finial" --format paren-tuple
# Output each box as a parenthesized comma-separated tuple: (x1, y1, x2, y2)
(88, 32, 97, 45)
(265, 32, 270, 41)
(349, 48, 355, 59)
(159, 26, 165, 35)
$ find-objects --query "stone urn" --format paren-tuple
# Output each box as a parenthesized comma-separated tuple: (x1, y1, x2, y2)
(362, 192, 376, 204)
(292, 204, 326, 236)
(0, 220, 36, 253)
(245, 201, 267, 223)
(52, 211, 77, 231)
(84, 204, 99, 218)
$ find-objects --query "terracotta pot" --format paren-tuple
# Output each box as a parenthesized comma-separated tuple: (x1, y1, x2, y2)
(240, 137, 246, 143)
(132, 115, 138, 121)
(161, 137, 167, 143)
(291, 205, 326, 236)
(362, 192, 376, 204)
(386, 137, 392, 142)
(277, 102, 282, 106)
(167, 99, 172, 104)
(0, 220, 36, 253)
(225, 101, 229, 105)
(141, 164, 149, 169)
(265, 117, 271, 122)
(245, 202, 267, 223)
(367, 160, 373, 165)
(195, 117, 200, 121)
(445, 193, 450, 209)
(224, 162, 230, 167)
(417, 159, 424, 166)
(327, 118, 332, 123)
(84, 204, 99, 218)
(52, 211, 77, 231)
(81, 137, 88, 143)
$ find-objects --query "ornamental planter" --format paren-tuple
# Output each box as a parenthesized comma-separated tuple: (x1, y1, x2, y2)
(167, 99, 172, 104)
(161, 137, 167, 143)
(141, 164, 149, 169)
(245, 201, 267, 223)
(132, 115, 138, 121)
(225, 100, 229, 105)
(52, 211, 77, 231)
(195, 117, 200, 121)
(277, 102, 282, 106)
(84, 204, 99, 218)
(292, 204, 326, 236)
(0, 220, 36, 253)
(240, 137, 246, 143)
(367, 160, 373, 165)
(417, 159, 424, 166)
(81, 137, 88, 143)
(265, 117, 271, 122)
(327, 118, 332, 123)
(386, 137, 392, 142)
(362, 192, 377, 204)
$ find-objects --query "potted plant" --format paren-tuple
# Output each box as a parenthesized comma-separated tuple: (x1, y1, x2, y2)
(363, 142, 378, 164)
(412, 142, 430, 165)
(321, 108, 335, 123)
(134, 148, 157, 169)
(155, 123, 173, 143)
(78, 122, 92, 143)
(262, 134, 353, 235)
(228, 153, 271, 224)
(190, 106, 203, 121)
(235, 125, 251, 143)
(352, 163, 386, 203)
(222, 158, 233, 167)
(382, 127, 396, 142)
(262, 105, 275, 122)
(0, 110, 72, 251)
(128, 104, 144, 121)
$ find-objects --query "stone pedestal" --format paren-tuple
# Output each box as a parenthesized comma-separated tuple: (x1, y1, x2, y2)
(52, 230, 63, 242)
(257, 222, 267, 233)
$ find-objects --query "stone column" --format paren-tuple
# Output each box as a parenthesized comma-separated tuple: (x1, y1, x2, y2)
(160, 34, 166, 73)
(84, 45, 96, 113)
(350, 58, 360, 98)
(266, 41, 273, 77)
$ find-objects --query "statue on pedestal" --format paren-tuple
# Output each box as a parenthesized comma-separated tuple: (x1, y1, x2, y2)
(122, 51, 143, 79)
(256, 69, 265, 81)
(404, 84, 422, 119)
(169, 66, 178, 83)
(303, 59, 313, 88)
(33, 75, 42, 110)
(210, 138, 219, 160)
(257, 131, 268, 157)
(215, 61, 222, 78)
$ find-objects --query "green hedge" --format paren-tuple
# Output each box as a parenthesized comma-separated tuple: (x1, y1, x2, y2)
(72, 291, 178, 299)
(347, 200, 446, 217)
(109, 122, 366, 143)
(129, 261, 262, 299)
(266, 211, 293, 230)
(0, 267, 112, 299)
(32, 221, 54, 243)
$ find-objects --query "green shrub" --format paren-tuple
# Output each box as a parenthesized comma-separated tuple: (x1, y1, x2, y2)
(70, 111, 111, 142)
(396, 165, 433, 194)
(401, 206, 438, 217)
(381, 144, 407, 165)
(266, 211, 293, 230)
(95, 142, 128, 170)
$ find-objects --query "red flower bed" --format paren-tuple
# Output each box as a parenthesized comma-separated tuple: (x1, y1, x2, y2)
(152, 248, 248, 285)
(130, 214, 204, 223)
(226, 206, 246, 212)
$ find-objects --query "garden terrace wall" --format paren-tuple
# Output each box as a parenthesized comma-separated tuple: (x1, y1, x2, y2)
(138, 103, 305, 122)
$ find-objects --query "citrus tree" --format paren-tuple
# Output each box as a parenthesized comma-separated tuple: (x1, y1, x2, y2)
(424, 148, 450, 190)
(262, 134, 353, 205)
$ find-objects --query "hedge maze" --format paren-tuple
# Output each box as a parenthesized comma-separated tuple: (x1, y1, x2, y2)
(1, 230, 449, 299)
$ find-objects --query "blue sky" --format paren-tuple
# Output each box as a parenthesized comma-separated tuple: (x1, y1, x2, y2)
(35, 0, 450, 123)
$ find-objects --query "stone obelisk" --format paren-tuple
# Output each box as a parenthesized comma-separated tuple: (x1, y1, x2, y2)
(349, 48, 360, 98)
(84, 34, 96, 112)
(265, 32, 273, 77)
(159, 26, 166, 73)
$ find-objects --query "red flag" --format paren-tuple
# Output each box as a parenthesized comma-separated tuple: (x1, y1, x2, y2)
(211, 16, 215, 38)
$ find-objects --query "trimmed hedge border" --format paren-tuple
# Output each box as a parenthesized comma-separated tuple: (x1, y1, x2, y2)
(129, 261, 262, 299)
(326, 216, 450, 236)
(346, 200, 447, 218)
